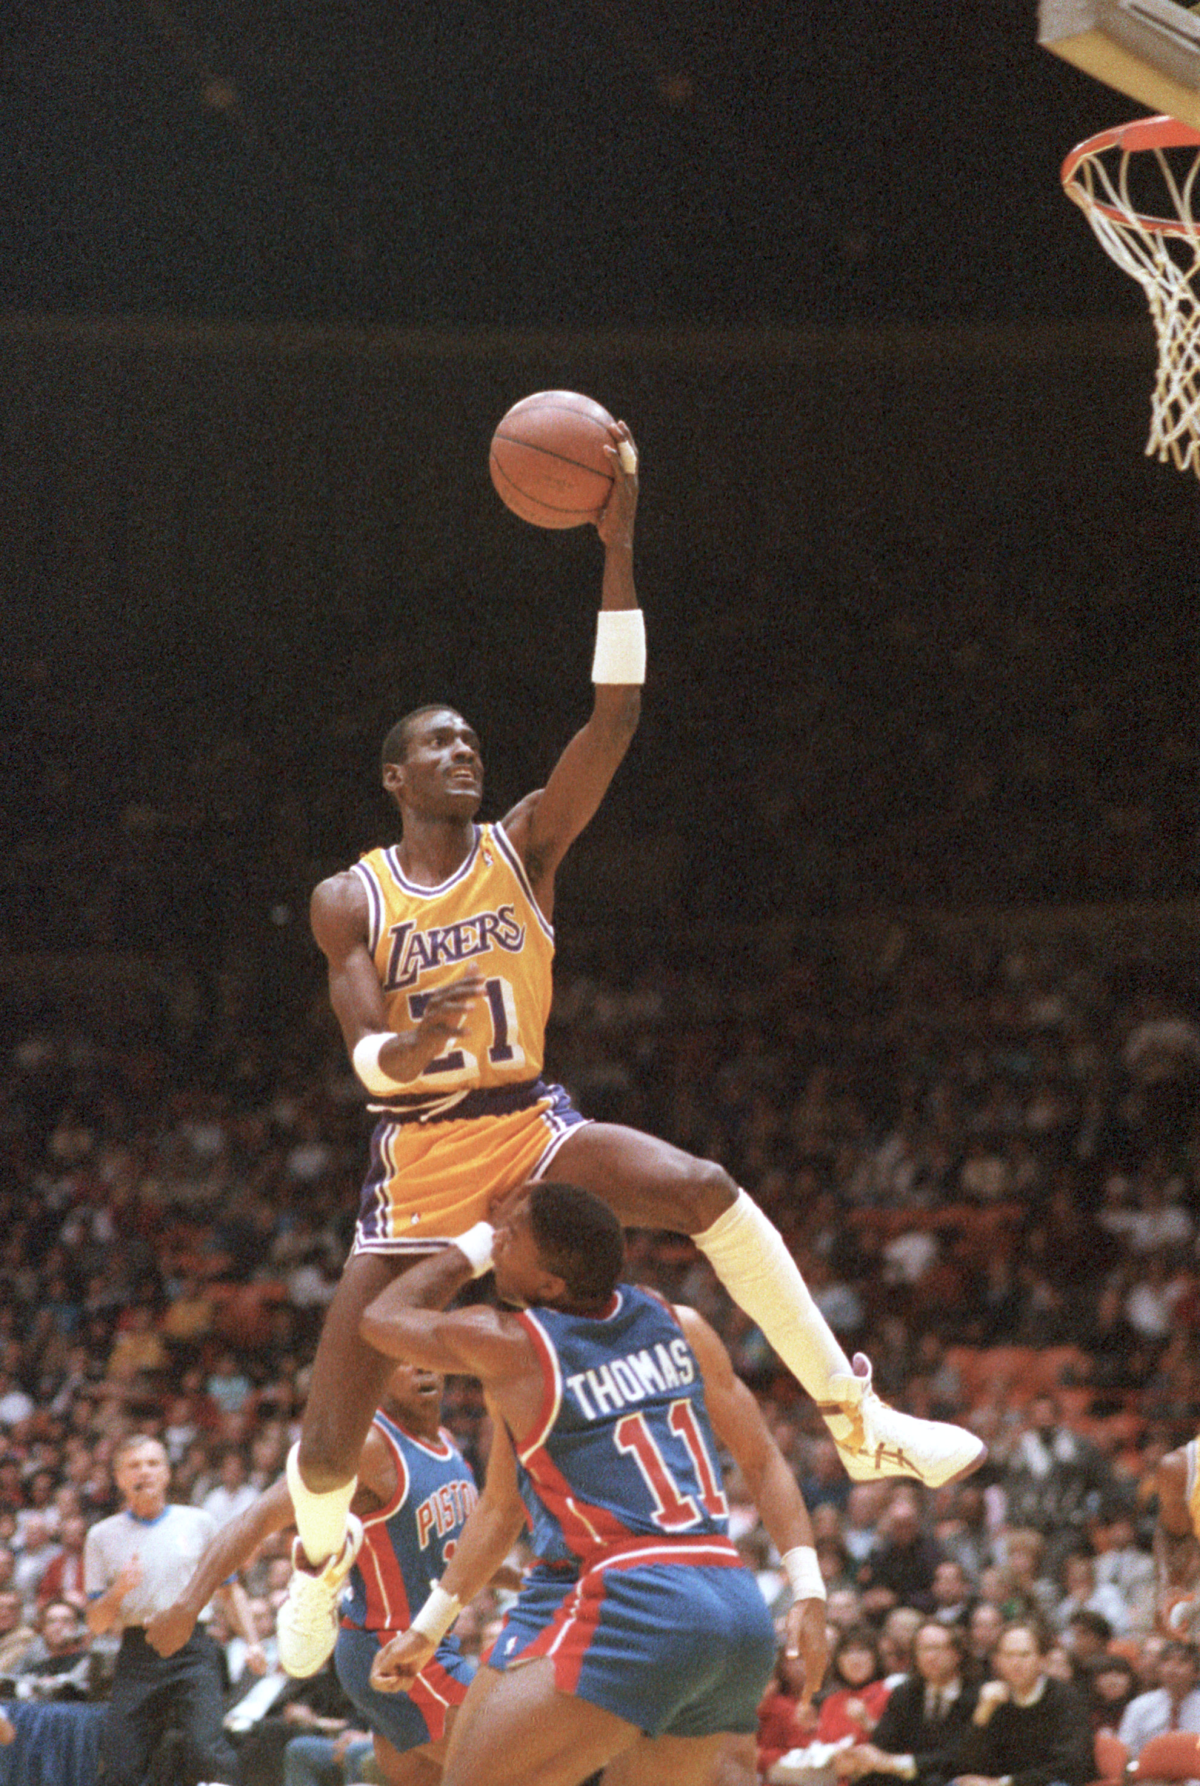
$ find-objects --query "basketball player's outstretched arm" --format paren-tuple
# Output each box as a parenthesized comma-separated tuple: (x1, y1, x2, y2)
(502, 422, 642, 918)
(145, 1428, 397, 1658)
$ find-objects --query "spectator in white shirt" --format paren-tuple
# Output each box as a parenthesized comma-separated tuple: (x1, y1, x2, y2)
(225, 1595, 279, 1686)
(12, 1516, 61, 1606)
(0, 1375, 34, 1431)
(200, 1448, 258, 1530)
(1055, 1550, 1131, 1637)
(1093, 1509, 1156, 1634)
(1118, 1640, 1200, 1757)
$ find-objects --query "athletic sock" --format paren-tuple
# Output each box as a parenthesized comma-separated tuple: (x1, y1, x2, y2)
(693, 1189, 853, 1400)
(285, 1443, 357, 1569)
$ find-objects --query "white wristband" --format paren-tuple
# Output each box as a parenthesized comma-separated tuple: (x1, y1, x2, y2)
(455, 1221, 495, 1278)
(408, 1581, 462, 1645)
(591, 609, 646, 684)
(352, 1031, 402, 1095)
(782, 1546, 826, 1601)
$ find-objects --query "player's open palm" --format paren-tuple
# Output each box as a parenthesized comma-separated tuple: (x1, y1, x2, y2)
(369, 1628, 435, 1694)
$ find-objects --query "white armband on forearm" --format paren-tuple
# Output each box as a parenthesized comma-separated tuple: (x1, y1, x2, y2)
(782, 1545, 826, 1600)
(408, 1581, 462, 1645)
(352, 1031, 402, 1095)
(455, 1221, 495, 1279)
(591, 609, 646, 684)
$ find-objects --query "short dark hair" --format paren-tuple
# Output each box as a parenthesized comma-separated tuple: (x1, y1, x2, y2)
(1069, 1608, 1113, 1643)
(381, 705, 456, 767)
(1086, 1652, 1136, 1684)
(834, 1623, 885, 1682)
(528, 1183, 625, 1306)
(1161, 1638, 1200, 1668)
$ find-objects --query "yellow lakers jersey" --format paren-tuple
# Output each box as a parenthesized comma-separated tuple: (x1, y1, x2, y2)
(352, 823, 554, 1098)
(1187, 1437, 1200, 1538)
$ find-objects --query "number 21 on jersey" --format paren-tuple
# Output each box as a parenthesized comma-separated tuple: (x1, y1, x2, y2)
(409, 976, 525, 1079)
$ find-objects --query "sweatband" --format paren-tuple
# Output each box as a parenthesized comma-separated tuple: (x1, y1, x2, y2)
(782, 1546, 826, 1601)
(591, 609, 646, 684)
(352, 1031, 401, 1095)
(455, 1221, 495, 1278)
(408, 1581, 462, 1645)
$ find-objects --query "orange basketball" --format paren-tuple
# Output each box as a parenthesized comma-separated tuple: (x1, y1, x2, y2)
(489, 390, 616, 528)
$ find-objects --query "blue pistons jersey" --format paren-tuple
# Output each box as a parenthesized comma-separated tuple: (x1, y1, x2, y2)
(341, 1410, 478, 1638)
(512, 1286, 730, 1568)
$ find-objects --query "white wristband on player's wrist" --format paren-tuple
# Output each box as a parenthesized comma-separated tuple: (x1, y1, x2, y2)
(591, 609, 646, 684)
(782, 1546, 826, 1601)
(352, 1031, 402, 1095)
(409, 1581, 462, 1645)
(455, 1222, 495, 1278)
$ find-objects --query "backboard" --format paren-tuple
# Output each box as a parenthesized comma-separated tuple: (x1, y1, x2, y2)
(1039, 0, 1200, 128)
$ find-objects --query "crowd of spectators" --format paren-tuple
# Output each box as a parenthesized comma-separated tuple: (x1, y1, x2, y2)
(0, 906, 1195, 1782)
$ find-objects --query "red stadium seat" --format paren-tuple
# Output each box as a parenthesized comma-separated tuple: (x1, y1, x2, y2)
(1132, 1731, 1200, 1781)
(1094, 1731, 1129, 1783)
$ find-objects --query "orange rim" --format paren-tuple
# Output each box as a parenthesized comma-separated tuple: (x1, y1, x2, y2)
(1062, 114, 1200, 236)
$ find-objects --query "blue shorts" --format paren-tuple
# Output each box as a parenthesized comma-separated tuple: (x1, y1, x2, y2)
(486, 1564, 579, 1670)
(335, 1624, 474, 1750)
(523, 1546, 776, 1739)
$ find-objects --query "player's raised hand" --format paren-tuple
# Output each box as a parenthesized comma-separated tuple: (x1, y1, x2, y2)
(369, 1628, 436, 1693)
(596, 421, 638, 548)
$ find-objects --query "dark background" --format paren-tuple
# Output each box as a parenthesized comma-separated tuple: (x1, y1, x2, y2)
(1, 2, 1196, 1033)
(0, 1, 1160, 327)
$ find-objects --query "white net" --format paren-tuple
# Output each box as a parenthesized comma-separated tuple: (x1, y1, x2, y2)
(1063, 116, 1200, 478)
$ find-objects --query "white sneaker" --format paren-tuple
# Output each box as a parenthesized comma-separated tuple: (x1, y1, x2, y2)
(820, 1355, 986, 1490)
(276, 1514, 364, 1678)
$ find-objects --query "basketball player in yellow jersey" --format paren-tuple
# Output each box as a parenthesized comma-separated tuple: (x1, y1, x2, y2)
(276, 416, 985, 1680)
(1154, 1440, 1200, 1635)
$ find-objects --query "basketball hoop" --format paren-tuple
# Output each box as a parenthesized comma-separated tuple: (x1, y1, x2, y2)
(1062, 113, 1200, 476)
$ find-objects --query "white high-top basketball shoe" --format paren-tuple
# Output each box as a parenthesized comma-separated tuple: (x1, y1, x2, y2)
(821, 1355, 986, 1489)
(276, 1514, 364, 1679)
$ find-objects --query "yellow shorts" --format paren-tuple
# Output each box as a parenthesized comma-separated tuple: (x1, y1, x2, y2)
(352, 1079, 587, 1254)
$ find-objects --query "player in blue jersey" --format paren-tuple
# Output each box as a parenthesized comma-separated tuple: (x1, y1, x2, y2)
(358, 1183, 831, 1786)
(282, 430, 982, 1680)
(146, 1364, 493, 1786)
